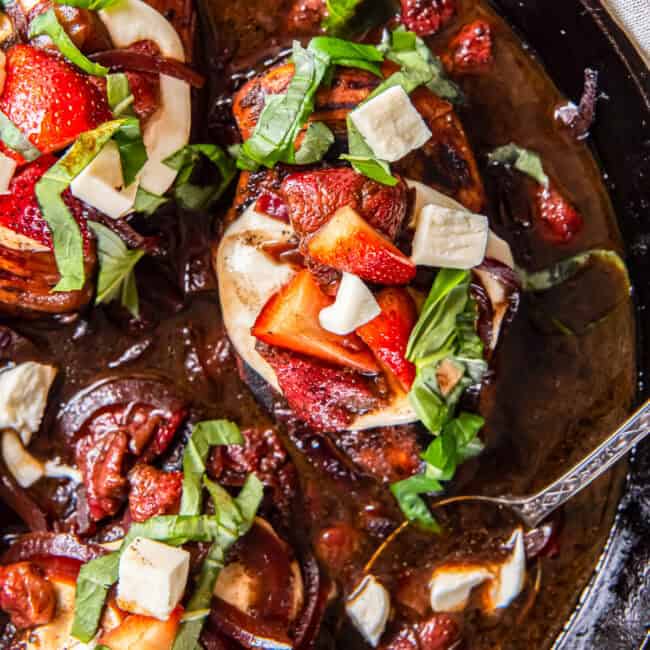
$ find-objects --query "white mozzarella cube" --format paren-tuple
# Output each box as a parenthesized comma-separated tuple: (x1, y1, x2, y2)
(488, 528, 527, 610)
(486, 230, 515, 268)
(429, 564, 493, 613)
(2, 431, 44, 487)
(411, 205, 489, 269)
(70, 142, 137, 219)
(117, 537, 190, 620)
(406, 179, 465, 229)
(0, 362, 57, 445)
(0, 151, 16, 194)
(350, 86, 432, 162)
(319, 273, 381, 335)
(346, 575, 390, 647)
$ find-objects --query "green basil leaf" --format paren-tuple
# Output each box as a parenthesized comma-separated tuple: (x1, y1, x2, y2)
(0, 110, 41, 161)
(322, 0, 364, 34)
(165, 143, 237, 211)
(29, 9, 109, 77)
(445, 412, 485, 461)
(89, 221, 145, 318)
(409, 366, 451, 435)
(36, 119, 126, 292)
(237, 41, 331, 169)
(517, 249, 628, 292)
(489, 143, 549, 187)
(234, 473, 264, 533)
(134, 186, 169, 215)
(180, 420, 244, 516)
(113, 116, 147, 187)
(295, 122, 335, 164)
(107, 73, 135, 117)
(390, 474, 442, 533)
(71, 552, 120, 642)
(309, 36, 383, 63)
(54, 0, 121, 9)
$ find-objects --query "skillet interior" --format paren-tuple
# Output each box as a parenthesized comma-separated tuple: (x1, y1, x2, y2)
(487, 1, 650, 647)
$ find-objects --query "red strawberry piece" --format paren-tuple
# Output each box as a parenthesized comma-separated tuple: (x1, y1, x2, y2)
(0, 155, 92, 251)
(256, 191, 290, 222)
(400, 0, 457, 37)
(128, 465, 183, 523)
(252, 269, 379, 374)
(0, 45, 111, 162)
(535, 183, 584, 243)
(281, 167, 408, 240)
(258, 344, 379, 432)
(356, 288, 417, 392)
(306, 207, 416, 286)
(444, 19, 493, 73)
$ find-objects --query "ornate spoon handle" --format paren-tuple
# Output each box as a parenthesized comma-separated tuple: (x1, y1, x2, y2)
(511, 398, 650, 528)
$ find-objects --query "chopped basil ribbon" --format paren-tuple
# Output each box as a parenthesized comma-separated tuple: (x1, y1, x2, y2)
(378, 27, 462, 103)
(164, 144, 237, 211)
(517, 249, 629, 293)
(391, 269, 487, 531)
(322, 0, 364, 34)
(54, 0, 121, 9)
(488, 143, 550, 187)
(35, 119, 127, 292)
(134, 186, 169, 215)
(29, 9, 109, 77)
(0, 111, 40, 162)
(180, 420, 243, 517)
(295, 122, 335, 165)
(236, 37, 383, 170)
(89, 221, 145, 318)
(107, 73, 136, 117)
(72, 420, 263, 644)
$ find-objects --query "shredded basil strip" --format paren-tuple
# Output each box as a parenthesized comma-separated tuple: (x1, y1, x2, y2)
(54, 0, 121, 8)
(29, 9, 109, 77)
(134, 186, 169, 215)
(518, 249, 628, 292)
(180, 420, 244, 517)
(488, 143, 549, 187)
(0, 111, 40, 162)
(113, 116, 147, 187)
(107, 73, 135, 117)
(295, 121, 335, 165)
(89, 221, 145, 318)
(164, 143, 237, 211)
(322, 0, 364, 34)
(35, 119, 126, 292)
(391, 269, 487, 531)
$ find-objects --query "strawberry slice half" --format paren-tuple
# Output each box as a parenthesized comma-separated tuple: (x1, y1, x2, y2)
(0, 45, 111, 163)
(306, 207, 416, 286)
(98, 607, 183, 650)
(252, 269, 379, 374)
(0, 155, 92, 252)
(356, 288, 417, 392)
(535, 183, 584, 243)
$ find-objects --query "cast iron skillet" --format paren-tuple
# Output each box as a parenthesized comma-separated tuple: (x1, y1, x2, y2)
(489, 1, 649, 647)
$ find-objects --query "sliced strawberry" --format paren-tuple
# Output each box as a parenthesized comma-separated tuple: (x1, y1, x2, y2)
(0, 45, 111, 162)
(400, 0, 456, 37)
(444, 19, 494, 74)
(98, 607, 182, 650)
(306, 207, 416, 286)
(258, 345, 380, 432)
(356, 288, 417, 392)
(535, 183, 584, 243)
(0, 155, 92, 251)
(252, 269, 379, 374)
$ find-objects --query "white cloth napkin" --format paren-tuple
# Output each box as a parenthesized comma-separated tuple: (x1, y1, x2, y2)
(603, 0, 650, 62)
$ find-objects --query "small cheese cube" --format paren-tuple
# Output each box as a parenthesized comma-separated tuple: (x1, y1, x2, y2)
(70, 142, 137, 219)
(117, 537, 190, 621)
(406, 179, 464, 228)
(411, 205, 489, 269)
(0, 362, 57, 445)
(486, 230, 515, 268)
(2, 431, 44, 487)
(346, 575, 390, 647)
(319, 273, 381, 335)
(429, 564, 493, 613)
(487, 528, 526, 610)
(350, 86, 432, 163)
(0, 151, 16, 194)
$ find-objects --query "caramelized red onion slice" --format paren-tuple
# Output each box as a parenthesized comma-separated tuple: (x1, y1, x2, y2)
(292, 553, 332, 650)
(0, 532, 107, 565)
(89, 49, 205, 88)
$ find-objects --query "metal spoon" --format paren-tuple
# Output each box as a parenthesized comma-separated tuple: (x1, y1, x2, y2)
(436, 397, 650, 528)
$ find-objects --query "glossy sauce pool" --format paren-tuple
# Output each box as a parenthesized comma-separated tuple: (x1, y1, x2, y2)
(0, 0, 637, 647)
